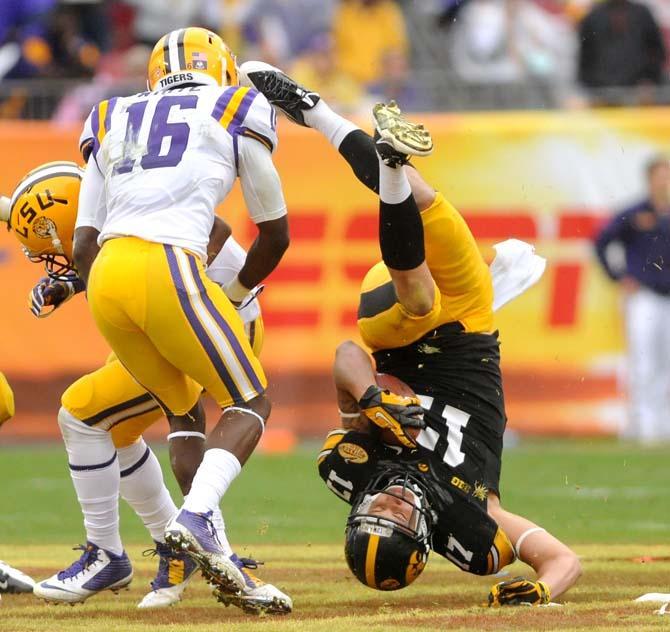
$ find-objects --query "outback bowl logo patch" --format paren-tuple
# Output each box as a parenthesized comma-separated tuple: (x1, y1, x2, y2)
(337, 442, 368, 464)
(32, 216, 56, 239)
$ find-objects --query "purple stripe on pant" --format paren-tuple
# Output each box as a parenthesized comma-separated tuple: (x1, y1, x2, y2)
(163, 245, 244, 404)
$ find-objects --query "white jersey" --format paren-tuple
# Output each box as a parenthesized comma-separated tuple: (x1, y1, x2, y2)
(79, 84, 282, 260)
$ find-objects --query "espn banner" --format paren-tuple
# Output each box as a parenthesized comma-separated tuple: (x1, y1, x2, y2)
(2, 110, 670, 440)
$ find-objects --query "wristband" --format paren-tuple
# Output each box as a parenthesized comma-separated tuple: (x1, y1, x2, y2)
(225, 275, 252, 303)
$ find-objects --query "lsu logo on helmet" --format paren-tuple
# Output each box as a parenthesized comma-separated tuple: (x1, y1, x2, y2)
(4, 161, 83, 279)
(147, 27, 238, 91)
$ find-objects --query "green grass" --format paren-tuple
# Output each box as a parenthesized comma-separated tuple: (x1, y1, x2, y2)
(1, 544, 669, 631)
(0, 439, 667, 546)
(1, 439, 669, 630)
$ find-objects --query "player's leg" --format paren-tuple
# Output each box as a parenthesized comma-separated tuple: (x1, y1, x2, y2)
(87, 239, 274, 603)
(487, 494, 581, 602)
(240, 61, 438, 208)
(625, 288, 662, 442)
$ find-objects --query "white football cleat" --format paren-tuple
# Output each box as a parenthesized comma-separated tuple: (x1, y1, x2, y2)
(137, 541, 199, 609)
(164, 510, 245, 597)
(214, 555, 292, 615)
(33, 543, 132, 604)
(0, 560, 35, 594)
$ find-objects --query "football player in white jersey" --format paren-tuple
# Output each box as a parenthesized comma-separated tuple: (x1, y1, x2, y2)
(72, 27, 290, 601)
(1, 169, 290, 613)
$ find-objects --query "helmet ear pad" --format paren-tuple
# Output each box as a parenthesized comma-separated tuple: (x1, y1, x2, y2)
(344, 516, 429, 591)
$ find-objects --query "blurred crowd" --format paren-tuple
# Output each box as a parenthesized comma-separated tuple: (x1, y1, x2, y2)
(0, 0, 669, 119)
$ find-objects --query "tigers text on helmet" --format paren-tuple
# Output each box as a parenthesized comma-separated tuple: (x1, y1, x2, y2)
(5, 161, 83, 280)
(147, 27, 238, 91)
(344, 471, 433, 591)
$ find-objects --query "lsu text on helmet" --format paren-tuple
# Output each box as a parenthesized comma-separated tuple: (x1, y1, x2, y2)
(6, 161, 83, 280)
(344, 471, 432, 591)
(148, 27, 238, 91)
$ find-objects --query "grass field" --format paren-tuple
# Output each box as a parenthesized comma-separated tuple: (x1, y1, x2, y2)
(0, 439, 668, 630)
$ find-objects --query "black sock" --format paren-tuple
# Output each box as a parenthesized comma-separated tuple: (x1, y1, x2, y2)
(338, 130, 380, 194)
(379, 195, 425, 270)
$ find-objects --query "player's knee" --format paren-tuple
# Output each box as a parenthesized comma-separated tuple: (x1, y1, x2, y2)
(247, 393, 271, 422)
(57, 406, 92, 437)
(404, 166, 436, 211)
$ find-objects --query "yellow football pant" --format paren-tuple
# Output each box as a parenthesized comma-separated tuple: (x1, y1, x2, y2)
(358, 192, 495, 351)
(62, 325, 265, 450)
(87, 238, 267, 416)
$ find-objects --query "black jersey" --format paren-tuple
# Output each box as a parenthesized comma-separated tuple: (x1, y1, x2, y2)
(373, 322, 506, 492)
(318, 429, 515, 576)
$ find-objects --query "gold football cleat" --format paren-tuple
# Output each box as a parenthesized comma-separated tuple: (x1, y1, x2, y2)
(373, 100, 433, 158)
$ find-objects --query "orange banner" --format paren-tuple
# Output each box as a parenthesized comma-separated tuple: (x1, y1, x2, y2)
(3, 110, 670, 439)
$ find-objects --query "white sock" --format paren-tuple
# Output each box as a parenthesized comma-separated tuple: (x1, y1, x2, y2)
(379, 159, 411, 203)
(211, 507, 234, 557)
(118, 439, 178, 543)
(182, 449, 241, 514)
(303, 100, 359, 150)
(58, 407, 123, 555)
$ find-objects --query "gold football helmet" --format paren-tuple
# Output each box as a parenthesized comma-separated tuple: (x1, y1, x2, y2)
(3, 161, 83, 279)
(147, 27, 238, 91)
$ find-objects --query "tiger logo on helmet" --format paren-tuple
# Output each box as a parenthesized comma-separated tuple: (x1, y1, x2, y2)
(147, 27, 238, 91)
(2, 161, 82, 280)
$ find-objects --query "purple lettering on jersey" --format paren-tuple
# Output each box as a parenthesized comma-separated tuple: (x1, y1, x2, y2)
(141, 95, 197, 170)
(113, 95, 198, 175)
(114, 100, 148, 175)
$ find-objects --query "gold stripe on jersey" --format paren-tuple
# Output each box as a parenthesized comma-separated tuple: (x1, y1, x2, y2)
(317, 429, 347, 465)
(97, 99, 109, 145)
(486, 527, 515, 574)
(218, 86, 251, 128)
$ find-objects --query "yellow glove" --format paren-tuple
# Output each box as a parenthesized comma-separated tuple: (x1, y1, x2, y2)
(0, 372, 15, 425)
(488, 577, 550, 607)
(358, 385, 424, 448)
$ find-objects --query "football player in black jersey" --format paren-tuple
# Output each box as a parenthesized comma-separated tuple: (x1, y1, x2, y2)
(241, 62, 582, 606)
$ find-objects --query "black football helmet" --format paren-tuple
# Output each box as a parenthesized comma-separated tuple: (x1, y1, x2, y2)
(344, 470, 433, 591)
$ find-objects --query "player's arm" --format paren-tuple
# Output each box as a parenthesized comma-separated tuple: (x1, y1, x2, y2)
(333, 340, 424, 446)
(594, 210, 629, 281)
(487, 494, 581, 604)
(223, 136, 289, 303)
(207, 216, 232, 266)
(72, 156, 106, 286)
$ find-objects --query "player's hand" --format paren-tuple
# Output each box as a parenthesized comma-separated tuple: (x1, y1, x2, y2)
(358, 384, 424, 449)
(488, 576, 550, 607)
(28, 275, 86, 318)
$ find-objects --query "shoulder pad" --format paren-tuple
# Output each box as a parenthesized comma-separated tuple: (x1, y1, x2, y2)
(210, 87, 278, 153)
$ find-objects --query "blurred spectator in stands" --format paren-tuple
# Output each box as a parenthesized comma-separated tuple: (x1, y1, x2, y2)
(578, 0, 667, 105)
(123, 0, 220, 48)
(594, 155, 670, 443)
(290, 32, 364, 115)
(46, 3, 101, 78)
(447, 0, 575, 89)
(0, 0, 55, 80)
(241, 0, 337, 68)
(333, 0, 409, 87)
(53, 43, 147, 123)
(368, 49, 431, 111)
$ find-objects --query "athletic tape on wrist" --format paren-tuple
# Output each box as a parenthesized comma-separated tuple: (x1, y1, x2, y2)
(514, 527, 546, 558)
(338, 409, 361, 418)
(224, 406, 265, 432)
(167, 431, 206, 441)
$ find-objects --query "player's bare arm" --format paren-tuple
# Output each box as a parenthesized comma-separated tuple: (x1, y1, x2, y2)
(487, 494, 582, 602)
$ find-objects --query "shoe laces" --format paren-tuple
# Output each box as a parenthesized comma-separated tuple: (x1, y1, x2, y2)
(57, 544, 100, 581)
